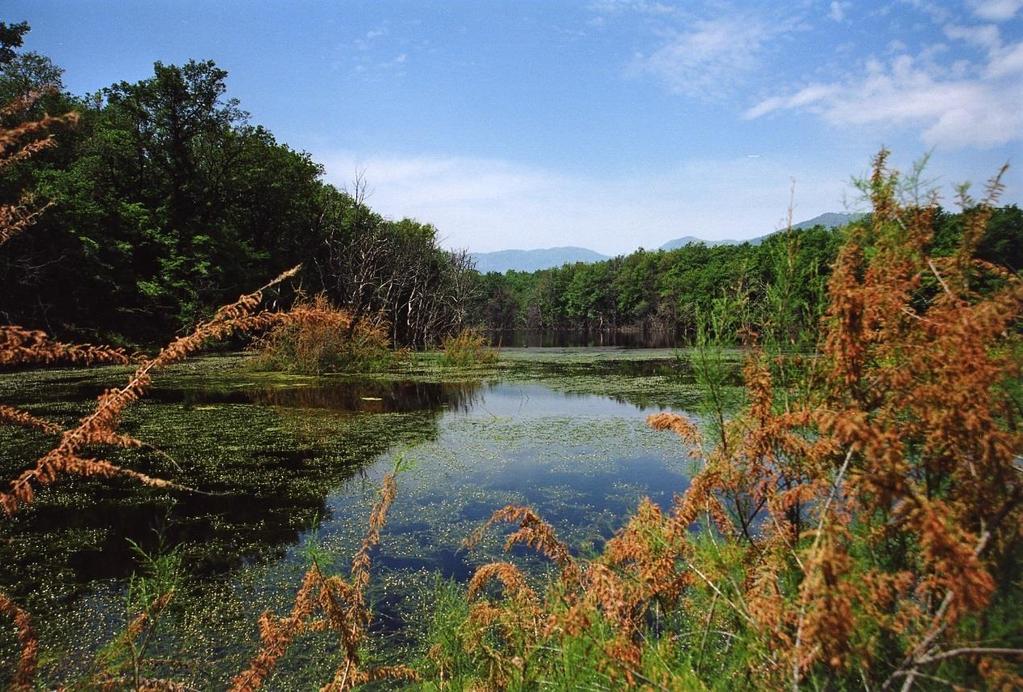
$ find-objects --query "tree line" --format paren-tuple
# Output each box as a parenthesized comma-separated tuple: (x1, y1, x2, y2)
(1, 21, 1019, 349)
(0, 23, 476, 347)
(473, 205, 1022, 346)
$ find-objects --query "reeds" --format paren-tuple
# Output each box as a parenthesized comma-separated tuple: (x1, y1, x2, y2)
(440, 327, 498, 367)
(249, 293, 397, 374)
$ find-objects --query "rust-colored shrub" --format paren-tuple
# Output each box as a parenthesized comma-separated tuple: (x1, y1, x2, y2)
(440, 327, 498, 367)
(231, 472, 417, 691)
(249, 293, 397, 374)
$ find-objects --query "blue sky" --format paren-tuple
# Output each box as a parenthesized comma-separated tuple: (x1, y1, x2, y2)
(7, 0, 1023, 253)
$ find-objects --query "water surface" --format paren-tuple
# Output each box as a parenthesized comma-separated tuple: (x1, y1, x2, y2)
(0, 355, 699, 687)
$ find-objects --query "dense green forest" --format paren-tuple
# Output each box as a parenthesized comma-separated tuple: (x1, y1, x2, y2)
(475, 206, 1023, 342)
(2, 22, 1021, 350)
(0, 24, 475, 347)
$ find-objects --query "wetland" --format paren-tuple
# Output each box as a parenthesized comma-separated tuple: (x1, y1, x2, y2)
(0, 347, 732, 687)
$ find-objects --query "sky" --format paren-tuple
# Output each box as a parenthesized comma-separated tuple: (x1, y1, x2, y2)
(6, 0, 1023, 254)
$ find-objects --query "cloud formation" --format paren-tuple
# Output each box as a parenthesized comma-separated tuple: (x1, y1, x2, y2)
(967, 0, 1023, 21)
(319, 152, 853, 253)
(745, 17, 1023, 149)
(629, 9, 806, 99)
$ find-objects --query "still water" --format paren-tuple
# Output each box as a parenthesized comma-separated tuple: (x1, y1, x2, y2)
(0, 363, 697, 686)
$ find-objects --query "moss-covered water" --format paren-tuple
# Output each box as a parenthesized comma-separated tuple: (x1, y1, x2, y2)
(0, 348, 737, 688)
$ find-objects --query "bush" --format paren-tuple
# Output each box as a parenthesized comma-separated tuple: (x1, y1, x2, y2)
(250, 294, 397, 374)
(440, 327, 498, 367)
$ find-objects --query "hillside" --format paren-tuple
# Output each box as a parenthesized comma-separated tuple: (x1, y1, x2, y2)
(658, 212, 861, 250)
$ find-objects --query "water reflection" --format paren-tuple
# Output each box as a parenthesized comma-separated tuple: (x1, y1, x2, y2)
(0, 373, 696, 686)
(138, 379, 484, 414)
(490, 328, 681, 348)
(0, 379, 485, 592)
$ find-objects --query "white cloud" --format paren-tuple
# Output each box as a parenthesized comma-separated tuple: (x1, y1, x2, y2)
(829, 1, 851, 22)
(353, 25, 389, 51)
(943, 23, 1001, 51)
(745, 29, 1023, 149)
(987, 40, 1023, 77)
(317, 152, 853, 253)
(744, 84, 841, 119)
(968, 0, 1023, 21)
(589, 0, 678, 16)
(632, 15, 794, 98)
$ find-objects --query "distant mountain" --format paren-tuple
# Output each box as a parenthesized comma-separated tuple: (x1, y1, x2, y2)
(658, 212, 861, 251)
(472, 246, 610, 274)
(474, 214, 862, 273)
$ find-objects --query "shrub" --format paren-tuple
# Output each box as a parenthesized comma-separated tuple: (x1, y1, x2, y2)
(440, 327, 498, 367)
(250, 294, 397, 374)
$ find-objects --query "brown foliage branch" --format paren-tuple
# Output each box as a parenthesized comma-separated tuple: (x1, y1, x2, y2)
(0, 95, 127, 440)
(0, 590, 37, 692)
(231, 471, 416, 691)
(0, 265, 302, 516)
(705, 152, 1023, 685)
(0, 325, 131, 367)
(0, 90, 78, 247)
(463, 501, 697, 685)
(0, 403, 61, 434)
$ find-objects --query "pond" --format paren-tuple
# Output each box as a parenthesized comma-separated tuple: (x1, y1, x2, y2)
(0, 350, 713, 688)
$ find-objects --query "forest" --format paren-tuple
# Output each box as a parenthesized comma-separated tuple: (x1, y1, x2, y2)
(475, 207, 1022, 342)
(0, 26, 475, 349)
(2, 17, 1023, 692)
(2, 20, 1020, 352)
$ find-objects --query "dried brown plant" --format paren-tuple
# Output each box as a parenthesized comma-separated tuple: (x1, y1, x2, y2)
(0, 265, 301, 516)
(0, 403, 61, 434)
(0, 326, 131, 368)
(0, 590, 37, 692)
(465, 505, 579, 585)
(0, 90, 77, 247)
(231, 472, 416, 691)
(250, 293, 396, 374)
(452, 151, 1023, 689)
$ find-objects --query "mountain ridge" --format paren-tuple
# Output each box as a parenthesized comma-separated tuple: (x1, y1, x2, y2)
(473, 212, 861, 273)
(472, 246, 611, 274)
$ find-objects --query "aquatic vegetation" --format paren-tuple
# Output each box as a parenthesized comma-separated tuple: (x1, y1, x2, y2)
(88, 539, 181, 689)
(232, 469, 417, 690)
(0, 264, 301, 516)
(0, 590, 35, 691)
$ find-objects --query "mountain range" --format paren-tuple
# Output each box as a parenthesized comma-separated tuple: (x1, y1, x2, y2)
(472, 213, 861, 273)
(472, 247, 611, 274)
